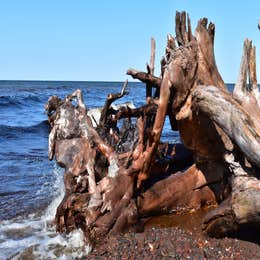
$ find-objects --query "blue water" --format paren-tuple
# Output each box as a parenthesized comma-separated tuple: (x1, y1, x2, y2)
(0, 80, 180, 259)
(0, 80, 180, 221)
(0, 81, 237, 258)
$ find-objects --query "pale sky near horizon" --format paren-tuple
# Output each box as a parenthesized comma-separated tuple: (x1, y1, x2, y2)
(0, 0, 259, 82)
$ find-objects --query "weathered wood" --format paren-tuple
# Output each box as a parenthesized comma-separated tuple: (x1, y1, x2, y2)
(126, 68, 161, 87)
(195, 18, 225, 88)
(199, 38, 260, 237)
(149, 38, 156, 76)
(146, 38, 156, 101)
(99, 80, 128, 127)
(203, 153, 260, 237)
(192, 85, 260, 168)
(233, 39, 260, 121)
(45, 11, 260, 242)
(138, 164, 218, 216)
(113, 103, 157, 121)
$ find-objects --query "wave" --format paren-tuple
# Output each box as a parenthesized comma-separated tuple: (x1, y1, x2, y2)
(0, 120, 49, 138)
(0, 190, 27, 197)
(0, 164, 92, 259)
(0, 94, 42, 108)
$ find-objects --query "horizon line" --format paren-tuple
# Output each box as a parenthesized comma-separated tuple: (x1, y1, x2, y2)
(0, 79, 137, 83)
(0, 79, 236, 85)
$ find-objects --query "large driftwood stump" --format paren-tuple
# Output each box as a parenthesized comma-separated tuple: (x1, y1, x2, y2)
(46, 11, 260, 242)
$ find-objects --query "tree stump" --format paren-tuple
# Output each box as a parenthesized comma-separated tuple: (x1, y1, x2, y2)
(45, 11, 260, 242)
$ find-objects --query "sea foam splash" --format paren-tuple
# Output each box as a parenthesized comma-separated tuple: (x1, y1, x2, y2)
(0, 164, 91, 260)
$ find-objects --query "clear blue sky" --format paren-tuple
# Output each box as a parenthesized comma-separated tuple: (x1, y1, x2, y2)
(0, 0, 259, 82)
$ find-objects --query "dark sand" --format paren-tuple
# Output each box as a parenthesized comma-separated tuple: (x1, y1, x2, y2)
(88, 209, 260, 259)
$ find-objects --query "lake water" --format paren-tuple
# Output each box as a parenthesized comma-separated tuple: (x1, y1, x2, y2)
(0, 81, 239, 258)
(0, 80, 181, 259)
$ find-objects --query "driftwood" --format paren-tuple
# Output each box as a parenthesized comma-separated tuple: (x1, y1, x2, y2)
(45, 11, 260, 242)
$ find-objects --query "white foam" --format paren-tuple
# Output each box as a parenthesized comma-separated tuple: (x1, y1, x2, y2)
(42, 164, 65, 224)
(0, 164, 91, 260)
